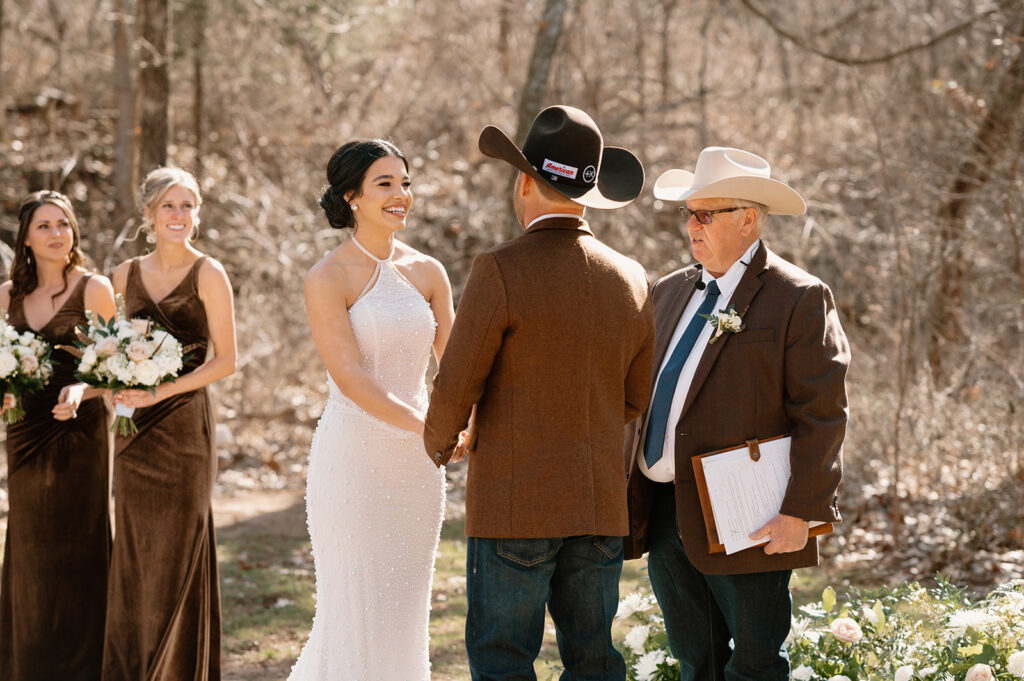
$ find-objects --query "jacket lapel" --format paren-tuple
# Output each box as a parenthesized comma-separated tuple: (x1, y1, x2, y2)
(679, 243, 768, 417)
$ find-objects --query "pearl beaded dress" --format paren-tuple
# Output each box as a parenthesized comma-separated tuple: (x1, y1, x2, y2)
(288, 239, 445, 680)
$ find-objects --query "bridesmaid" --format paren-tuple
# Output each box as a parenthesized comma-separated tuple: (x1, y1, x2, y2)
(102, 167, 236, 681)
(0, 190, 117, 681)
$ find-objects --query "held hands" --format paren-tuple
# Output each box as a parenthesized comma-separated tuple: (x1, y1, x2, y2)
(450, 423, 477, 463)
(53, 383, 87, 421)
(1, 394, 15, 417)
(113, 384, 170, 410)
(749, 512, 809, 555)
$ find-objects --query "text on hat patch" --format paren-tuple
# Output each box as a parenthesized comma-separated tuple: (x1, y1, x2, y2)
(542, 159, 578, 180)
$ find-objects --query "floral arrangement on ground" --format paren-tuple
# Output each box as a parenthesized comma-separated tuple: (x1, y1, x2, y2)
(615, 577, 1024, 681)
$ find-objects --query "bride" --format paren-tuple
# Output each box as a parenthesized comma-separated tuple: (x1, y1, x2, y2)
(289, 139, 455, 680)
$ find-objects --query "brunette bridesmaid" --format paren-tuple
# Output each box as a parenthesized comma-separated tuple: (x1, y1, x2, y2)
(102, 167, 236, 681)
(0, 190, 117, 681)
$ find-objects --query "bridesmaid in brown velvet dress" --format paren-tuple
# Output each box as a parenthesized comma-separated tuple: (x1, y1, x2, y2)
(102, 168, 236, 681)
(0, 190, 117, 681)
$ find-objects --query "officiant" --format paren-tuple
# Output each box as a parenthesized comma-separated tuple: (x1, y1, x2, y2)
(622, 146, 851, 681)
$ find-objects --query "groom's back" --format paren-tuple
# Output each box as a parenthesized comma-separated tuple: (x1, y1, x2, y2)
(462, 218, 655, 538)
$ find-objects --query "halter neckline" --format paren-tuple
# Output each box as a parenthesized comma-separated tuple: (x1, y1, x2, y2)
(351, 235, 394, 264)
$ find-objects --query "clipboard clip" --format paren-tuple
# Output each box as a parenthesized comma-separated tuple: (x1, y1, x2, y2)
(746, 439, 761, 462)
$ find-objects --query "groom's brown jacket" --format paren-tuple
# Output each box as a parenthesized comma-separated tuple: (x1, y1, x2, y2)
(424, 216, 655, 538)
(623, 243, 850, 574)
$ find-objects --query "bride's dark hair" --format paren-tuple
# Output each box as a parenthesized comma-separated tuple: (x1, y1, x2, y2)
(320, 139, 408, 230)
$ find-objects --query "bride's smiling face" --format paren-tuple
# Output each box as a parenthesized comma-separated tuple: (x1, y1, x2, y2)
(348, 156, 413, 234)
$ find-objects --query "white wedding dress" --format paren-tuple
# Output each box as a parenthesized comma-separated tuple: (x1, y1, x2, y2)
(289, 238, 446, 681)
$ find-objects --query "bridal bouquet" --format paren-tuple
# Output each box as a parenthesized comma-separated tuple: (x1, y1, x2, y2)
(0, 313, 55, 423)
(74, 296, 184, 436)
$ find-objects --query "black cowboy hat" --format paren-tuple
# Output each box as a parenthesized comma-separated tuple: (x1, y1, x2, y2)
(479, 105, 644, 209)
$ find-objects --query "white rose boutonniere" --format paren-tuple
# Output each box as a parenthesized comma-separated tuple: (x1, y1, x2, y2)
(700, 304, 748, 345)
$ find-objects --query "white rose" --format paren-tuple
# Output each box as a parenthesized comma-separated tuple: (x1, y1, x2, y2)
(19, 353, 39, 374)
(0, 350, 17, 378)
(616, 592, 655, 620)
(80, 347, 98, 370)
(134, 359, 161, 386)
(33, 340, 46, 357)
(116, 321, 137, 340)
(624, 624, 651, 655)
(94, 335, 120, 357)
(894, 665, 914, 681)
(13, 344, 32, 358)
(1007, 652, 1024, 678)
(918, 667, 937, 678)
(792, 664, 815, 681)
(4, 326, 19, 342)
(151, 329, 170, 348)
(107, 355, 131, 383)
(19, 332, 34, 345)
(826, 676, 851, 681)
(965, 664, 993, 681)
(126, 339, 155, 362)
(634, 650, 666, 681)
(862, 606, 880, 626)
(829, 617, 863, 643)
(130, 318, 152, 335)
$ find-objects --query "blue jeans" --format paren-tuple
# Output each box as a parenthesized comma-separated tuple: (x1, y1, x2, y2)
(465, 535, 626, 681)
(646, 484, 792, 681)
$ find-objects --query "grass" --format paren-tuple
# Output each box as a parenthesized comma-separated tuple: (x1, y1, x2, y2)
(218, 505, 879, 680)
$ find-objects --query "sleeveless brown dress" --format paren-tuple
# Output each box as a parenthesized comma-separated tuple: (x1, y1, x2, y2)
(0, 273, 111, 681)
(101, 256, 221, 681)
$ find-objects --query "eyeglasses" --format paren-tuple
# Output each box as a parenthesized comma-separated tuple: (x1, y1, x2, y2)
(678, 206, 743, 224)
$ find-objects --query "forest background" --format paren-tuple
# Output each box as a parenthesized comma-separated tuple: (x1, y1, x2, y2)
(0, 0, 1022, 679)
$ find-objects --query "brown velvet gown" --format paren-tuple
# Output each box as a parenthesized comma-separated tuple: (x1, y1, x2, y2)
(0, 273, 111, 681)
(102, 256, 221, 681)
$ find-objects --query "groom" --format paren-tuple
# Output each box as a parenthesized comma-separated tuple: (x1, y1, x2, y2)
(424, 105, 655, 680)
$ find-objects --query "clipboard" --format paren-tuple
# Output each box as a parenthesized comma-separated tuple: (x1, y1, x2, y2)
(692, 434, 834, 554)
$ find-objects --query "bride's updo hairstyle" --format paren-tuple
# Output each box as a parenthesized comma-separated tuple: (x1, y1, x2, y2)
(320, 139, 407, 230)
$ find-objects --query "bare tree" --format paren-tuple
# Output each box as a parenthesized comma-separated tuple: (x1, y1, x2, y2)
(113, 0, 137, 229)
(136, 0, 170, 180)
(189, 0, 206, 175)
(0, 0, 6, 143)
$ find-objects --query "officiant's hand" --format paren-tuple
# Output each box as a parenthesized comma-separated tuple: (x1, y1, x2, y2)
(750, 513, 808, 554)
(450, 426, 476, 463)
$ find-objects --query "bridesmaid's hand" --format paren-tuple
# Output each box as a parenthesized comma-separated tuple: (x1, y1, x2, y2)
(53, 383, 87, 421)
(0, 393, 15, 416)
(113, 385, 168, 409)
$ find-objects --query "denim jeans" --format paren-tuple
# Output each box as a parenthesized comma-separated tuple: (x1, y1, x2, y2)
(646, 483, 792, 681)
(465, 535, 626, 681)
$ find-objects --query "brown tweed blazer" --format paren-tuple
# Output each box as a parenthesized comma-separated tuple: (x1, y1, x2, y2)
(424, 216, 655, 538)
(623, 242, 850, 574)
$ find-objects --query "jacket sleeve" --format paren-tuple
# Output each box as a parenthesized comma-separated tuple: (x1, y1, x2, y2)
(423, 252, 508, 467)
(624, 279, 655, 424)
(779, 282, 851, 522)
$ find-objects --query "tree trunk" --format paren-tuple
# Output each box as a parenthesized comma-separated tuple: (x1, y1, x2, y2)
(505, 0, 570, 239)
(113, 0, 137, 228)
(136, 0, 171, 180)
(190, 0, 206, 176)
(498, 0, 514, 79)
(929, 10, 1024, 378)
(0, 0, 6, 143)
(659, 0, 679, 109)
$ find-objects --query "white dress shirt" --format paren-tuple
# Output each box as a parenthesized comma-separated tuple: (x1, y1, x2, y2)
(526, 212, 585, 229)
(640, 240, 762, 482)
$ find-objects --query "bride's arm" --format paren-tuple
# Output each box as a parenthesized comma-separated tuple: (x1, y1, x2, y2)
(306, 262, 424, 435)
(422, 257, 455, 364)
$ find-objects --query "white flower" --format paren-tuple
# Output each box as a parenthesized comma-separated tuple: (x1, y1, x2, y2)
(13, 344, 31, 358)
(919, 667, 937, 678)
(0, 351, 18, 378)
(634, 650, 666, 681)
(151, 329, 171, 348)
(862, 605, 880, 626)
(126, 339, 155, 362)
(946, 610, 998, 636)
(18, 332, 34, 346)
(829, 617, 863, 643)
(720, 312, 743, 332)
(965, 663, 993, 681)
(94, 335, 120, 357)
(792, 664, 815, 680)
(1007, 652, 1024, 678)
(80, 347, 98, 370)
(19, 353, 38, 374)
(107, 355, 132, 384)
(154, 354, 181, 376)
(133, 359, 161, 386)
(624, 625, 651, 655)
(4, 325, 19, 342)
(116, 321, 138, 340)
(895, 665, 914, 681)
(130, 318, 152, 335)
(826, 676, 851, 681)
(616, 592, 655, 620)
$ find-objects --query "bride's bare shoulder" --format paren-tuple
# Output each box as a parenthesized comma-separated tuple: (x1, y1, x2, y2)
(305, 242, 371, 302)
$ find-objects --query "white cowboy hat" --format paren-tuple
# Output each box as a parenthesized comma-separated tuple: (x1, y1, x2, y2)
(653, 146, 806, 215)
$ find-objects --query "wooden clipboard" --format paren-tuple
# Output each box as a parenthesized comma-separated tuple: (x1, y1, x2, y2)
(692, 434, 834, 554)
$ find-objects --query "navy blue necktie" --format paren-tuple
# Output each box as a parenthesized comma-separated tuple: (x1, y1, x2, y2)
(643, 280, 720, 468)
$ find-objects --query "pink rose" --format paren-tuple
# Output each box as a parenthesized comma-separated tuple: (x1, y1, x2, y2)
(125, 340, 154, 362)
(19, 354, 39, 374)
(94, 336, 119, 357)
(829, 617, 863, 643)
(130, 318, 152, 335)
(966, 664, 993, 681)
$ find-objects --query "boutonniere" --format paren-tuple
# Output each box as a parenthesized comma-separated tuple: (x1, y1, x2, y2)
(699, 305, 748, 345)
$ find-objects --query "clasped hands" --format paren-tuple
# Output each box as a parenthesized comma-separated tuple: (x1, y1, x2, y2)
(749, 512, 809, 555)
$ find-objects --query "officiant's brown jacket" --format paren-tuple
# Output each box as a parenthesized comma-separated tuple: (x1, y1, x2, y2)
(424, 216, 655, 538)
(623, 243, 850, 575)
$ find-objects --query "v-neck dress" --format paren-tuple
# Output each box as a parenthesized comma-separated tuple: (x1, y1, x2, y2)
(102, 256, 221, 681)
(0, 273, 111, 681)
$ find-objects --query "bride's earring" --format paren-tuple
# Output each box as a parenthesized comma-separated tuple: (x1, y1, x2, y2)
(350, 203, 358, 211)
